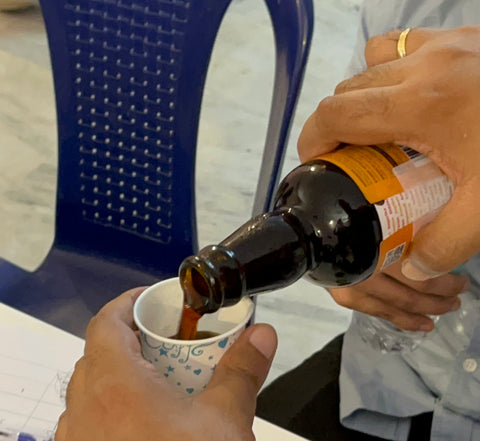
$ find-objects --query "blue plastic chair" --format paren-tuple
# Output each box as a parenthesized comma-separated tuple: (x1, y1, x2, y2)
(0, 0, 314, 336)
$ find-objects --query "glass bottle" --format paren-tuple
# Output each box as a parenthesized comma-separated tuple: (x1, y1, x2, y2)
(179, 144, 454, 351)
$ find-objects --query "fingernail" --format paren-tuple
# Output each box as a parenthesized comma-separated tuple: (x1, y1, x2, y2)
(419, 323, 434, 332)
(462, 279, 471, 293)
(450, 298, 462, 311)
(401, 257, 444, 281)
(249, 326, 277, 360)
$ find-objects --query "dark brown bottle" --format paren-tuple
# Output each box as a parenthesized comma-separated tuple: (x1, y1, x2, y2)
(178, 144, 453, 314)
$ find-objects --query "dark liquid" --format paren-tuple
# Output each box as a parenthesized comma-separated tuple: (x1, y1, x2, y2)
(174, 305, 202, 340)
(174, 306, 219, 340)
(174, 268, 218, 340)
(194, 330, 220, 340)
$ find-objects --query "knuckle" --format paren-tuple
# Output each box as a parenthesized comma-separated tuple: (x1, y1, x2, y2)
(73, 356, 86, 373)
(365, 34, 386, 53)
(334, 79, 349, 95)
(86, 314, 99, 334)
(223, 364, 261, 391)
(323, 87, 395, 125)
(315, 95, 338, 116)
(86, 309, 111, 341)
(334, 74, 365, 94)
(335, 65, 393, 94)
(314, 96, 341, 128)
(365, 34, 390, 65)
(329, 288, 355, 309)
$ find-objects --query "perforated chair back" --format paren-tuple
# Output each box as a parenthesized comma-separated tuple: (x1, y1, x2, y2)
(0, 0, 313, 335)
(47, 0, 234, 277)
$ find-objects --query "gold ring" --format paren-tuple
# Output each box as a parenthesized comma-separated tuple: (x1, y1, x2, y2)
(397, 28, 411, 58)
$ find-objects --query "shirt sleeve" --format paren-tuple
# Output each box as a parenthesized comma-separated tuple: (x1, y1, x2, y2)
(343, 0, 378, 77)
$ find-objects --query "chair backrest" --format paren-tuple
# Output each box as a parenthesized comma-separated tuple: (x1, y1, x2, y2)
(40, 0, 313, 278)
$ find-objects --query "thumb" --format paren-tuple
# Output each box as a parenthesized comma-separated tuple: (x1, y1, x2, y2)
(402, 185, 480, 280)
(204, 324, 277, 418)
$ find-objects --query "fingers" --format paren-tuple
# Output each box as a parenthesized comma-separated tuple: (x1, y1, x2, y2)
(81, 287, 155, 391)
(334, 61, 404, 95)
(298, 26, 480, 163)
(368, 272, 463, 315)
(365, 28, 437, 66)
(84, 287, 146, 357)
(360, 293, 436, 331)
(402, 182, 480, 280)
(55, 356, 87, 441)
(335, 28, 440, 96)
(65, 357, 86, 409)
(203, 324, 277, 423)
(93, 286, 146, 329)
(55, 412, 68, 441)
(383, 260, 470, 296)
(298, 27, 431, 162)
(364, 30, 403, 67)
(298, 85, 408, 162)
(331, 283, 434, 332)
(330, 266, 467, 331)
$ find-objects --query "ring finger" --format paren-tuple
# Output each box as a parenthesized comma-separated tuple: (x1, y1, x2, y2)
(365, 28, 439, 67)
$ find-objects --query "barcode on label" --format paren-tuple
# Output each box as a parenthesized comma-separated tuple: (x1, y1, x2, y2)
(399, 145, 422, 161)
(382, 243, 406, 269)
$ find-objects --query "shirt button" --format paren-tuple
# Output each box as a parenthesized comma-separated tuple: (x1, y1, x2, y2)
(463, 358, 478, 373)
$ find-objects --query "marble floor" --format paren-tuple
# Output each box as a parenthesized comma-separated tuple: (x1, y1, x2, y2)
(0, 0, 361, 385)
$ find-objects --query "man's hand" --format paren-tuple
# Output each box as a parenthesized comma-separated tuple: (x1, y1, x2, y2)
(298, 26, 480, 281)
(328, 261, 468, 331)
(55, 288, 277, 441)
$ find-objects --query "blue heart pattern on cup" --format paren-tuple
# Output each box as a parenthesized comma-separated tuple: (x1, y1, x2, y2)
(140, 328, 243, 396)
(218, 337, 228, 348)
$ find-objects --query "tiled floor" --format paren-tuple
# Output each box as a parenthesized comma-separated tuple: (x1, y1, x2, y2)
(0, 0, 361, 385)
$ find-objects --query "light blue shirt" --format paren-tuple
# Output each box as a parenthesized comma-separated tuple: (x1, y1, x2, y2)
(340, 1, 480, 440)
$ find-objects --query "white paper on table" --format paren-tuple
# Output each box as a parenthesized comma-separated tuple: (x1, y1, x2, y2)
(0, 303, 307, 441)
(253, 417, 309, 440)
(0, 303, 84, 440)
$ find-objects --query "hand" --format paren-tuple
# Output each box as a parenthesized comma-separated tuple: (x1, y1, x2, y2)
(55, 288, 278, 441)
(328, 261, 469, 331)
(298, 26, 480, 281)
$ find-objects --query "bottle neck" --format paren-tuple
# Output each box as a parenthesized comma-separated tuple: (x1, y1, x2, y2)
(178, 209, 313, 313)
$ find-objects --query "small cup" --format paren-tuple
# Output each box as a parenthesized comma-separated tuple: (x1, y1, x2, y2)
(133, 277, 254, 396)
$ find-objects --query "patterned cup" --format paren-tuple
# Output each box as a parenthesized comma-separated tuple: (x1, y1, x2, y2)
(133, 277, 254, 396)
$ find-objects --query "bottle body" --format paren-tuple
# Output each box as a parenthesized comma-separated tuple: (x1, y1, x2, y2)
(179, 153, 383, 313)
(179, 144, 454, 352)
(324, 144, 454, 352)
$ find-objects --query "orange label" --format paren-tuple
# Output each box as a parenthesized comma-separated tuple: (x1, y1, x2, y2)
(319, 144, 410, 204)
(318, 144, 416, 272)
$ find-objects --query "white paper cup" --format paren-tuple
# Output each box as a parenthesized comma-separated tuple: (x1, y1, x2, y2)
(133, 277, 254, 396)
